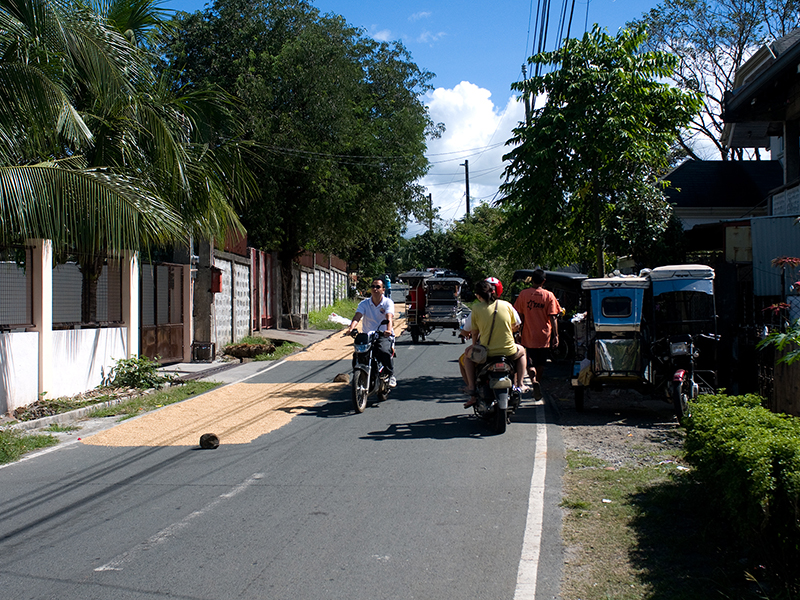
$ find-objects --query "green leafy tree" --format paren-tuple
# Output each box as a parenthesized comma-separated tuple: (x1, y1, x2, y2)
(163, 0, 439, 311)
(448, 204, 517, 291)
(499, 25, 701, 276)
(631, 0, 800, 160)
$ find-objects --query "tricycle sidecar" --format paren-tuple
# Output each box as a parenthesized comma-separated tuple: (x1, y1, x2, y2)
(571, 265, 719, 420)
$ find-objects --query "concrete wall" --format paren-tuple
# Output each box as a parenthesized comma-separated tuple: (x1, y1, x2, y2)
(0, 331, 39, 414)
(50, 327, 127, 398)
(212, 249, 252, 347)
(1, 240, 139, 415)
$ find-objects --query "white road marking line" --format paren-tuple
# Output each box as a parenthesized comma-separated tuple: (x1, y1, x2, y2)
(95, 473, 264, 572)
(514, 401, 547, 599)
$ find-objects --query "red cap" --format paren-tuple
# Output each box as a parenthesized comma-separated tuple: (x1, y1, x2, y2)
(485, 277, 503, 297)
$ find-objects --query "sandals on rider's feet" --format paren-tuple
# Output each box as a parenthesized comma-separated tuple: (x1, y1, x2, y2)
(463, 389, 477, 408)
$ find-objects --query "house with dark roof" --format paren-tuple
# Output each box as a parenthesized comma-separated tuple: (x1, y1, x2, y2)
(663, 159, 782, 230)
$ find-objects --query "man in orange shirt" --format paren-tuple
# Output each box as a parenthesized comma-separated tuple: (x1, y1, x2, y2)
(513, 269, 561, 399)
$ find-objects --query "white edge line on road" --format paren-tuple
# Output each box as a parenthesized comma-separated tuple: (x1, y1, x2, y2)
(94, 472, 264, 572)
(514, 400, 548, 599)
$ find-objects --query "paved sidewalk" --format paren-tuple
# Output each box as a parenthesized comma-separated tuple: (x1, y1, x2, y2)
(157, 328, 337, 384)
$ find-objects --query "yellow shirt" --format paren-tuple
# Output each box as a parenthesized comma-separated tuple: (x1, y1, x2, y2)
(470, 299, 518, 357)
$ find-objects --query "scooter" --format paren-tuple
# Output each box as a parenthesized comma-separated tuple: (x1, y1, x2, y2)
(349, 320, 394, 413)
(471, 355, 521, 434)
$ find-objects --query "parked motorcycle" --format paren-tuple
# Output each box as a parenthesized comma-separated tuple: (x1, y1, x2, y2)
(349, 320, 394, 413)
(652, 332, 719, 421)
(471, 355, 521, 434)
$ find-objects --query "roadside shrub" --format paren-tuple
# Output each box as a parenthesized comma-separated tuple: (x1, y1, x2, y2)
(103, 355, 174, 389)
(684, 393, 800, 592)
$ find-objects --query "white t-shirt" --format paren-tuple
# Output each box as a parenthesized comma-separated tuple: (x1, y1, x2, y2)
(356, 295, 395, 335)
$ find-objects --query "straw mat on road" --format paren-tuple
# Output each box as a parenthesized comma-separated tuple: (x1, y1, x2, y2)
(81, 382, 339, 447)
(83, 312, 406, 447)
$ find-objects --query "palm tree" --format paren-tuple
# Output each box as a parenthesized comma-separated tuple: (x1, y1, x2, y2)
(0, 0, 252, 321)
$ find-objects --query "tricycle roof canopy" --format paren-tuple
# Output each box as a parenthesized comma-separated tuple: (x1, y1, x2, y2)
(582, 276, 649, 290)
(647, 265, 714, 281)
(649, 264, 715, 296)
(398, 270, 433, 285)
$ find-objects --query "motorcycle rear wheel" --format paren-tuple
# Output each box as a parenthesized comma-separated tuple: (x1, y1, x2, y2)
(351, 370, 369, 413)
(673, 377, 691, 423)
(493, 407, 507, 434)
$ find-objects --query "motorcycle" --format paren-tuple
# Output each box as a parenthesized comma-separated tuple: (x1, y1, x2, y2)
(349, 320, 394, 413)
(471, 355, 522, 434)
(652, 332, 719, 420)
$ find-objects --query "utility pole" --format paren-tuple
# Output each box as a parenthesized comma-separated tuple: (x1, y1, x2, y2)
(428, 193, 433, 232)
(522, 64, 531, 125)
(460, 159, 470, 216)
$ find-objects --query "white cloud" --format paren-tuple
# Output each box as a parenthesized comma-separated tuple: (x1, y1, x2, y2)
(417, 30, 446, 44)
(369, 27, 393, 42)
(409, 11, 431, 21)
(406, 82, 525, 236)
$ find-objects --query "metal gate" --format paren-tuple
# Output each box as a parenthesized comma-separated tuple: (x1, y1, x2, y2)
(141, 262, 184, 363)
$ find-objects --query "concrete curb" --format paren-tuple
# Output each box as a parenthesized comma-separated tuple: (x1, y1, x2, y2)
(8, 389, 157, 431)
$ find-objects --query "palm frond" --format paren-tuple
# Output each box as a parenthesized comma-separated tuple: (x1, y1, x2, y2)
(0, 162, 186, 252)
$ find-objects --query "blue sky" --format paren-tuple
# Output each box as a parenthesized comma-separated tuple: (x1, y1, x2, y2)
(162, 0, 660, 234)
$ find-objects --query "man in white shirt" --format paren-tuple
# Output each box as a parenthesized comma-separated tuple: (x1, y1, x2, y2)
(344, 278, 396, 387)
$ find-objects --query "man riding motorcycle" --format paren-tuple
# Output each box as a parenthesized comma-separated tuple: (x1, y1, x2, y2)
(343, 278, 397, 388)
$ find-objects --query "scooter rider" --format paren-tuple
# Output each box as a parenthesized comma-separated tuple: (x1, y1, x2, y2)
(343, 278, 397, 387)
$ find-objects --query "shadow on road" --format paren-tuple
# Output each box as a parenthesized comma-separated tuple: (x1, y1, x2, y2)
(360, 413, 483, 440)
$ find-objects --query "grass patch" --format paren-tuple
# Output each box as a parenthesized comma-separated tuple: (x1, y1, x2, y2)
(0, 427, 58, 465)
(43, 423, 80, 433)
(561, 449, 764, 600)
(252, 341, 302, 361)
(87, 381, 219, 420)
(226, 337, 302, 361)
(308, 298, 360, 330)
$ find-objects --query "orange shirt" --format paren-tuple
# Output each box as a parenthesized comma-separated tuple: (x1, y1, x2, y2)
(514, 286, 561, 349)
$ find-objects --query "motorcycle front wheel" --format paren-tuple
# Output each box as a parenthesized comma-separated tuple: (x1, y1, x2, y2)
(673, 377, 691, 423)
(351, 370, 369, 413)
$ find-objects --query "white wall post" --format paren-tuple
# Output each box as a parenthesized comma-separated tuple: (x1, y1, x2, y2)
(183, 263, 193, 362)
(121, 251, 139, 358)
(28, 239, 53, 399)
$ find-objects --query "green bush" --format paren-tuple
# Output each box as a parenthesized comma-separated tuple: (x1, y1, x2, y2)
(684, 393, 800, 592)
(103, 355, 174, 389)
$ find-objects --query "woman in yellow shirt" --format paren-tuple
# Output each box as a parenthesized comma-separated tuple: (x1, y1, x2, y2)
(463, 279, 526, 407)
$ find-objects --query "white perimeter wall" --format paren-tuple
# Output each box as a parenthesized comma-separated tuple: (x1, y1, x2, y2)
(0, 332, 39, 414)
(50, 327, 127, 398)
(0, 327, 126, 413)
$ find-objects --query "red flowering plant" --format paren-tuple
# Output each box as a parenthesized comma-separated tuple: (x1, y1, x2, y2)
(758, 257, 800, 365)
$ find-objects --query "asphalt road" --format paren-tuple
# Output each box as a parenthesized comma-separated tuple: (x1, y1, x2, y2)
(0, 326, 565, 600)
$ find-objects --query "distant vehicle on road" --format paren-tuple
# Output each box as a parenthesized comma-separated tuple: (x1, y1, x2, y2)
(399, 270, 466, 343)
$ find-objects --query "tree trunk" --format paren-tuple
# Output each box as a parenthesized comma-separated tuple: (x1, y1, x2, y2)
(593, 193, 605, 277)
(79, 252, 105, 323)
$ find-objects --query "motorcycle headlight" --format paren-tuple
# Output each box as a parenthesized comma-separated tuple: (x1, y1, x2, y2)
(354, 342, 370, 353)
(669, 341, 690, 357)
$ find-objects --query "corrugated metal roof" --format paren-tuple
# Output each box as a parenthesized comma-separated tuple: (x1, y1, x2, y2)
(752, 215, 800, 296)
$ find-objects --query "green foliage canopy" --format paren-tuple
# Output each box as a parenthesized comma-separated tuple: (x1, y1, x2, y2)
(163, 0, 440, 266)
(499, 25, 701, 275)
